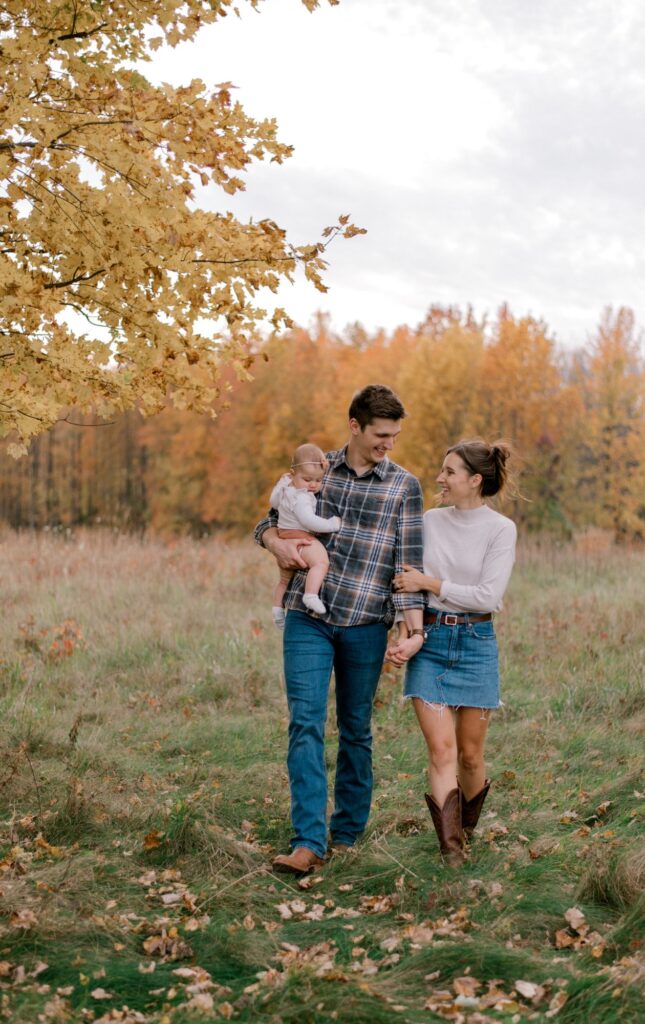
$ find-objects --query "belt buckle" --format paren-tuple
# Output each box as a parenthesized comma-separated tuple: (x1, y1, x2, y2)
(444, 614, 458, 626)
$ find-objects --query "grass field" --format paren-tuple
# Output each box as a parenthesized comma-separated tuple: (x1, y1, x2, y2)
(0, 531, 643, 1023)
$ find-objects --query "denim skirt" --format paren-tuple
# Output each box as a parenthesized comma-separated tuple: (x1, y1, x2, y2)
(404, 613, 500, 710)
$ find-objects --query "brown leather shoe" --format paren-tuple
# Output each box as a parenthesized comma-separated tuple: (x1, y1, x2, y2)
(329, 843, 354, 855)
(272, 847, 325, 875)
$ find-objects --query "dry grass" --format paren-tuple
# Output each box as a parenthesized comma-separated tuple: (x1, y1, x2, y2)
(0, 530, 643, 1023)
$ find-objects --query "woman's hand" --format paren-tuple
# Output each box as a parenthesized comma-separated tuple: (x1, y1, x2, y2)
(385, 633, 424, 667)
(393, 565, 427, 593)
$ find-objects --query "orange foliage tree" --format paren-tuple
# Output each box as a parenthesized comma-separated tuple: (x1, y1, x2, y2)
(571, 308, 644, 538)
(0, 306, 642, 539)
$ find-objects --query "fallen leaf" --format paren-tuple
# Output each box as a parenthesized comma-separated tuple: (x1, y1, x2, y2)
(183, 992, 214, 1013)
(10, 909, 38, 929)
(453, 976, 480, 996)
(142, 931, 193, 961)
(494, 998, 521, 1012)
(515, 980, 539, 999)
(554, 929, 575, 949)
(528, 836, 559, 859)
(564, 907, 586, 932)
(91, 988, 113, 999)
(358, 893, 399, 914)
(35, 835, 64, 858)
(559, 810, 577, 824)
(402, 923, 435, 946)
(546, 990, 568, 1016)
(143, 830, 164, 850)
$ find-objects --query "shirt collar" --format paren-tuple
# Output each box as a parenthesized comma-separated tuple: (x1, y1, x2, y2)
(330, 445, 390, 480)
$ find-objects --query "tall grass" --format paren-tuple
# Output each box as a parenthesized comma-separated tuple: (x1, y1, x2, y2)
(0, 531, 642, 1023)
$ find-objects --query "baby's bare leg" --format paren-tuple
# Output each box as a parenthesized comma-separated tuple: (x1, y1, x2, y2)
(273, 567, 294, 608)
(299, 539, 330, 596)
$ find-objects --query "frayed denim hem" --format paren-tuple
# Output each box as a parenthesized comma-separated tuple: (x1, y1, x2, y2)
(403, 693, 502, 717)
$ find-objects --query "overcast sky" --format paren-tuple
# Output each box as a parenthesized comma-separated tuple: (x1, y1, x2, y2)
(146, 0, 645, 347)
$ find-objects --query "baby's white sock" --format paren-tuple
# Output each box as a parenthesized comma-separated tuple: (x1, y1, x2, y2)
(302, 594, 326, 615)
(272, 606, 286, 629)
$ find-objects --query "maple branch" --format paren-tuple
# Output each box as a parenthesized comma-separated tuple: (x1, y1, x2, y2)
(0, 399, 45, 423)
(51, 23, 107, 43)
(0, 138, 148, 193)
(0, 140, 40, 151)
(51, 119, 138, 145)
(192, 255, 297, 267)
(44, 268, 107, 290)
(59, 415, 116, 427)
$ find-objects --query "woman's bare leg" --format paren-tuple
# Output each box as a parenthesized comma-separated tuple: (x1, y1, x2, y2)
(455, 707, 490, 800)
(411, 699, 458, 807)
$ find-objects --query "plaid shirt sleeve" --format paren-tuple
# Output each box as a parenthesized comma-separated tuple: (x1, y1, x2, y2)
(392, 474, 425, 612)
(253, 507, 278, 547)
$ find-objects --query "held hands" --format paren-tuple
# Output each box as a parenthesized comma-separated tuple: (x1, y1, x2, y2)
(393, 564, 426, 593)
(385, 632, 424, 667)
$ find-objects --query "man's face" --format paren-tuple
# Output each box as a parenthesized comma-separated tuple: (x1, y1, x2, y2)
(349, 417, 401, 466)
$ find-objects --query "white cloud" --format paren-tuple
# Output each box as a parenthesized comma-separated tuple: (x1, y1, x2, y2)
(143, 0, 645, 346)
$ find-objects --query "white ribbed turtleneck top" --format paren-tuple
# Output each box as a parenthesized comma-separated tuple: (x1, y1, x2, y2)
(423, 504, 517, 613)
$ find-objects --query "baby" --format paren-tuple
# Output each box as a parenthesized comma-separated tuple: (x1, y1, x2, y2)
(270, 443, 341, 628)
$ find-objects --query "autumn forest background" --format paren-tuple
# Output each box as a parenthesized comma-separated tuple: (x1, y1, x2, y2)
(2, 303, 643, 541)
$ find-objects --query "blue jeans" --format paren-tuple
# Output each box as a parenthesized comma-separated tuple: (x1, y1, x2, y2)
(283, 611, 388, 858)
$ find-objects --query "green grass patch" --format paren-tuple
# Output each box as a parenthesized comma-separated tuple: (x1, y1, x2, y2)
(0, 534, 642, 1022)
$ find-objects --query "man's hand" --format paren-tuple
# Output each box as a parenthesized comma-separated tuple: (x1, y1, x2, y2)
(264, 532, 313, 570)
(385, 633, 424, 667)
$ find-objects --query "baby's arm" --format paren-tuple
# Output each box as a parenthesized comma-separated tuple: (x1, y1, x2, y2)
(269, 474, 291, 510)
(293, 492, 341, 534)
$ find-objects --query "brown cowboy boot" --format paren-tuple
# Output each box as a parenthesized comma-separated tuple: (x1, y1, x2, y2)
(460, 779, 491, 840)
(425, 788, 465, 866)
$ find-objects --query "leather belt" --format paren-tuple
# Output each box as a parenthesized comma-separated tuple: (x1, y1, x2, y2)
(424, 610, 493, 626)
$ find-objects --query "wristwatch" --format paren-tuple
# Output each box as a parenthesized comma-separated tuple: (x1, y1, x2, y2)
(409, 628, 427, 641)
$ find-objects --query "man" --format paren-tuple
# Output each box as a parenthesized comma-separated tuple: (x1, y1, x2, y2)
(255, 384, 424, 874)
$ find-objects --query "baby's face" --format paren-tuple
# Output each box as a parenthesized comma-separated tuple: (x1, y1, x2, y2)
(291, 464, 325, 493)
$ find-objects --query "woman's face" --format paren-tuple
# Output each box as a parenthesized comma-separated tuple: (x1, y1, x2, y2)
(436, 452, 482, 504)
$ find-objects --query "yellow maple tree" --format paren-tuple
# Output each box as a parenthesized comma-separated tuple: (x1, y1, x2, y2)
(0, 0, 360, 453)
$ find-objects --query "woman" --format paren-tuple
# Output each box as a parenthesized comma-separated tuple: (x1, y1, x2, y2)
(387, 439, 517, 866)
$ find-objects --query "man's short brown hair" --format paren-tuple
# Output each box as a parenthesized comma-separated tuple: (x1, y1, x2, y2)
(348, 384, 406, 428)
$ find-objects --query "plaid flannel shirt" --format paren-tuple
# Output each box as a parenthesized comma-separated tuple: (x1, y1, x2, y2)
(254, 446, 425, 627)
